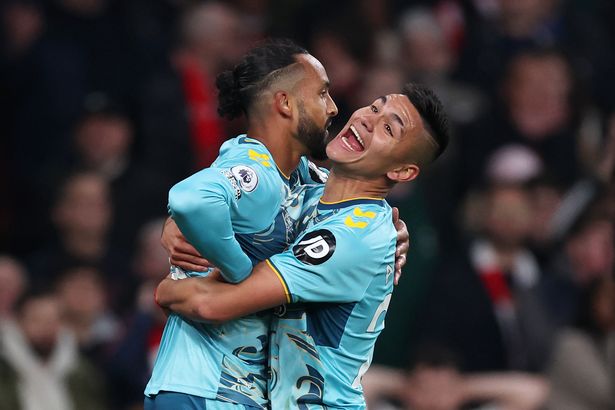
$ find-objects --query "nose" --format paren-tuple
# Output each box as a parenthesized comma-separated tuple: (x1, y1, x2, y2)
(327, 96, 338, 117)
(359, 115, 373, 133)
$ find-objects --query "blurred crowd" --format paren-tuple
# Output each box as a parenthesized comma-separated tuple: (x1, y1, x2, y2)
(0, 0, 613, 409)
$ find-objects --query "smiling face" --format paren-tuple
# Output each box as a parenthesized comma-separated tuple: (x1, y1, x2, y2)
(326, 94, 435, 182)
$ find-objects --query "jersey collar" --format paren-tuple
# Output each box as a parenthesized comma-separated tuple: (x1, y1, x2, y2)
(239, 134, 295, 185)
(317, 197, 385, 210)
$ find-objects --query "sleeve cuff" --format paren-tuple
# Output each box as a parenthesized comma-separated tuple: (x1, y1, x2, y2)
(265, 259, 291, 304)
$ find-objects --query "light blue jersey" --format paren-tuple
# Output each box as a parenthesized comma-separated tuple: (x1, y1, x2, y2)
(145, 135, 326, 408)
(266, 198, 396, 409)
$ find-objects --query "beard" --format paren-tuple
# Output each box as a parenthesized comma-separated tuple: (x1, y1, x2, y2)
(295, 104, 330, 161)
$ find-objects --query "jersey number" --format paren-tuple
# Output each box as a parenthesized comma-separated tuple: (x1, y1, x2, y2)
(352, 293, 393, 388)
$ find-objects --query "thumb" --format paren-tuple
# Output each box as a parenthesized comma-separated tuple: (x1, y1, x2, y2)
(392, 206, 400, 223)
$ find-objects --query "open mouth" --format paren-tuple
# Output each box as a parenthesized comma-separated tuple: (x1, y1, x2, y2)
(340, 125, 365, 152)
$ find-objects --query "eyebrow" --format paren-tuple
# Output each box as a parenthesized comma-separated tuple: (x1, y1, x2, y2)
(377, 95, 405, 129)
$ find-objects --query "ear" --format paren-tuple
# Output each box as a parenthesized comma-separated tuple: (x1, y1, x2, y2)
(274, 91, 293, 118)
(387, 164, 419, 183)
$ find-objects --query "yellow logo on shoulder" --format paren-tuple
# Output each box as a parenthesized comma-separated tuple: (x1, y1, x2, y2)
(344, 207, 376, 229)
(248, 149, 271, 167)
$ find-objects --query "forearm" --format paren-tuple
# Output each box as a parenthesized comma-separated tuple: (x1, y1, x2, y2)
(156, 262, 288, 323)
(155, 277, 208, 321)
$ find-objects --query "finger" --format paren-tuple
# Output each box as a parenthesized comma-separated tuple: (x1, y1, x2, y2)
(396, 241, 409, 257)
(392, 207, 400, 223)
(173, 253, 212, 267)
(396, 220, 409, 241)
(171, 251, 209, 265)
(394, 271, 401, 286)
(170, 259, 209, 272)
(396, 254, 407, 268)
(174, 241, 204, 258)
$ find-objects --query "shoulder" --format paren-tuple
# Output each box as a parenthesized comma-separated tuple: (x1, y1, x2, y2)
(318, 203, 394, 259)
(332, 202, 394, 239)
(211, 136, 283, 197)
(215, 135, 274, 168)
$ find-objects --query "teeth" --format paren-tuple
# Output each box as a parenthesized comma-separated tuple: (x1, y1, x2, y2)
(341, 136, 354, 151)
(350, 125, 364, 148)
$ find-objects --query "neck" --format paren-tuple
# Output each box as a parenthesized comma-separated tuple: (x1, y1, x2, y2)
(247, 117, 305, 178)
(321, 168, 391, 203)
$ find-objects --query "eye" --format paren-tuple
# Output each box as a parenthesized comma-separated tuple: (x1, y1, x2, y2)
(370, 105, 378, 113)
(385, 124, 393, 136)
(320, 89, 328, 97)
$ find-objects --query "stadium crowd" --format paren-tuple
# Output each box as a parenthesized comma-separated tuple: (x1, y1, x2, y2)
(0, 0, 613, 409)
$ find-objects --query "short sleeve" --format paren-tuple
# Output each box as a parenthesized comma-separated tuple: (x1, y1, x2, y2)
(267, 223, 375, 304)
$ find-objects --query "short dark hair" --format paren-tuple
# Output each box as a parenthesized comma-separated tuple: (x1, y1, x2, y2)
(216, 38, 308, 119)
(401, 83, 450, 161)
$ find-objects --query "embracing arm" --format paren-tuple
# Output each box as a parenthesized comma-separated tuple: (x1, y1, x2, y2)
(168, 169, 253, 282)
(392, 207, 409, 285)
(155, 260, 287, 324)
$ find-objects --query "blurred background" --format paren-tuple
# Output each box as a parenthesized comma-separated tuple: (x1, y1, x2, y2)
(0, 0, 613, 409)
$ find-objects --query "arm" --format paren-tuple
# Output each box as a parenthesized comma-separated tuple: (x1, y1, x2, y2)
(392, 207, 409, 285)
(156, 221, 379, 321)
(155, 260, 288, 324)
(160, 217, 212, 272)
(168, 168, 253, 282)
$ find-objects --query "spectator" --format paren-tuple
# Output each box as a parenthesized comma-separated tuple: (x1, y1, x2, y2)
(417, 183, 554, 372)
(27, 172, 128, 294)
(0, 291, 108, 410)
(482, 147, 564, 267)
(65, 94, 170, 253)
(54, 266, 120, 365)
(363, 346, 550, 410)
(458, 49, 583, 194)
(541, 210, 614, 328)
(546, 276, 615, 410)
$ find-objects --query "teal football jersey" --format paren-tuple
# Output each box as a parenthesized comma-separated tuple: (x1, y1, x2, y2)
(145, 135, 325, 408)
(266, 198, 396, 409)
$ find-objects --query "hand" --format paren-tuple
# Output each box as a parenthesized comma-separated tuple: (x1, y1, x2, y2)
(392, 207, 409, 285)
(161, 217, 213, 272)
(138, 280, 169, 320)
